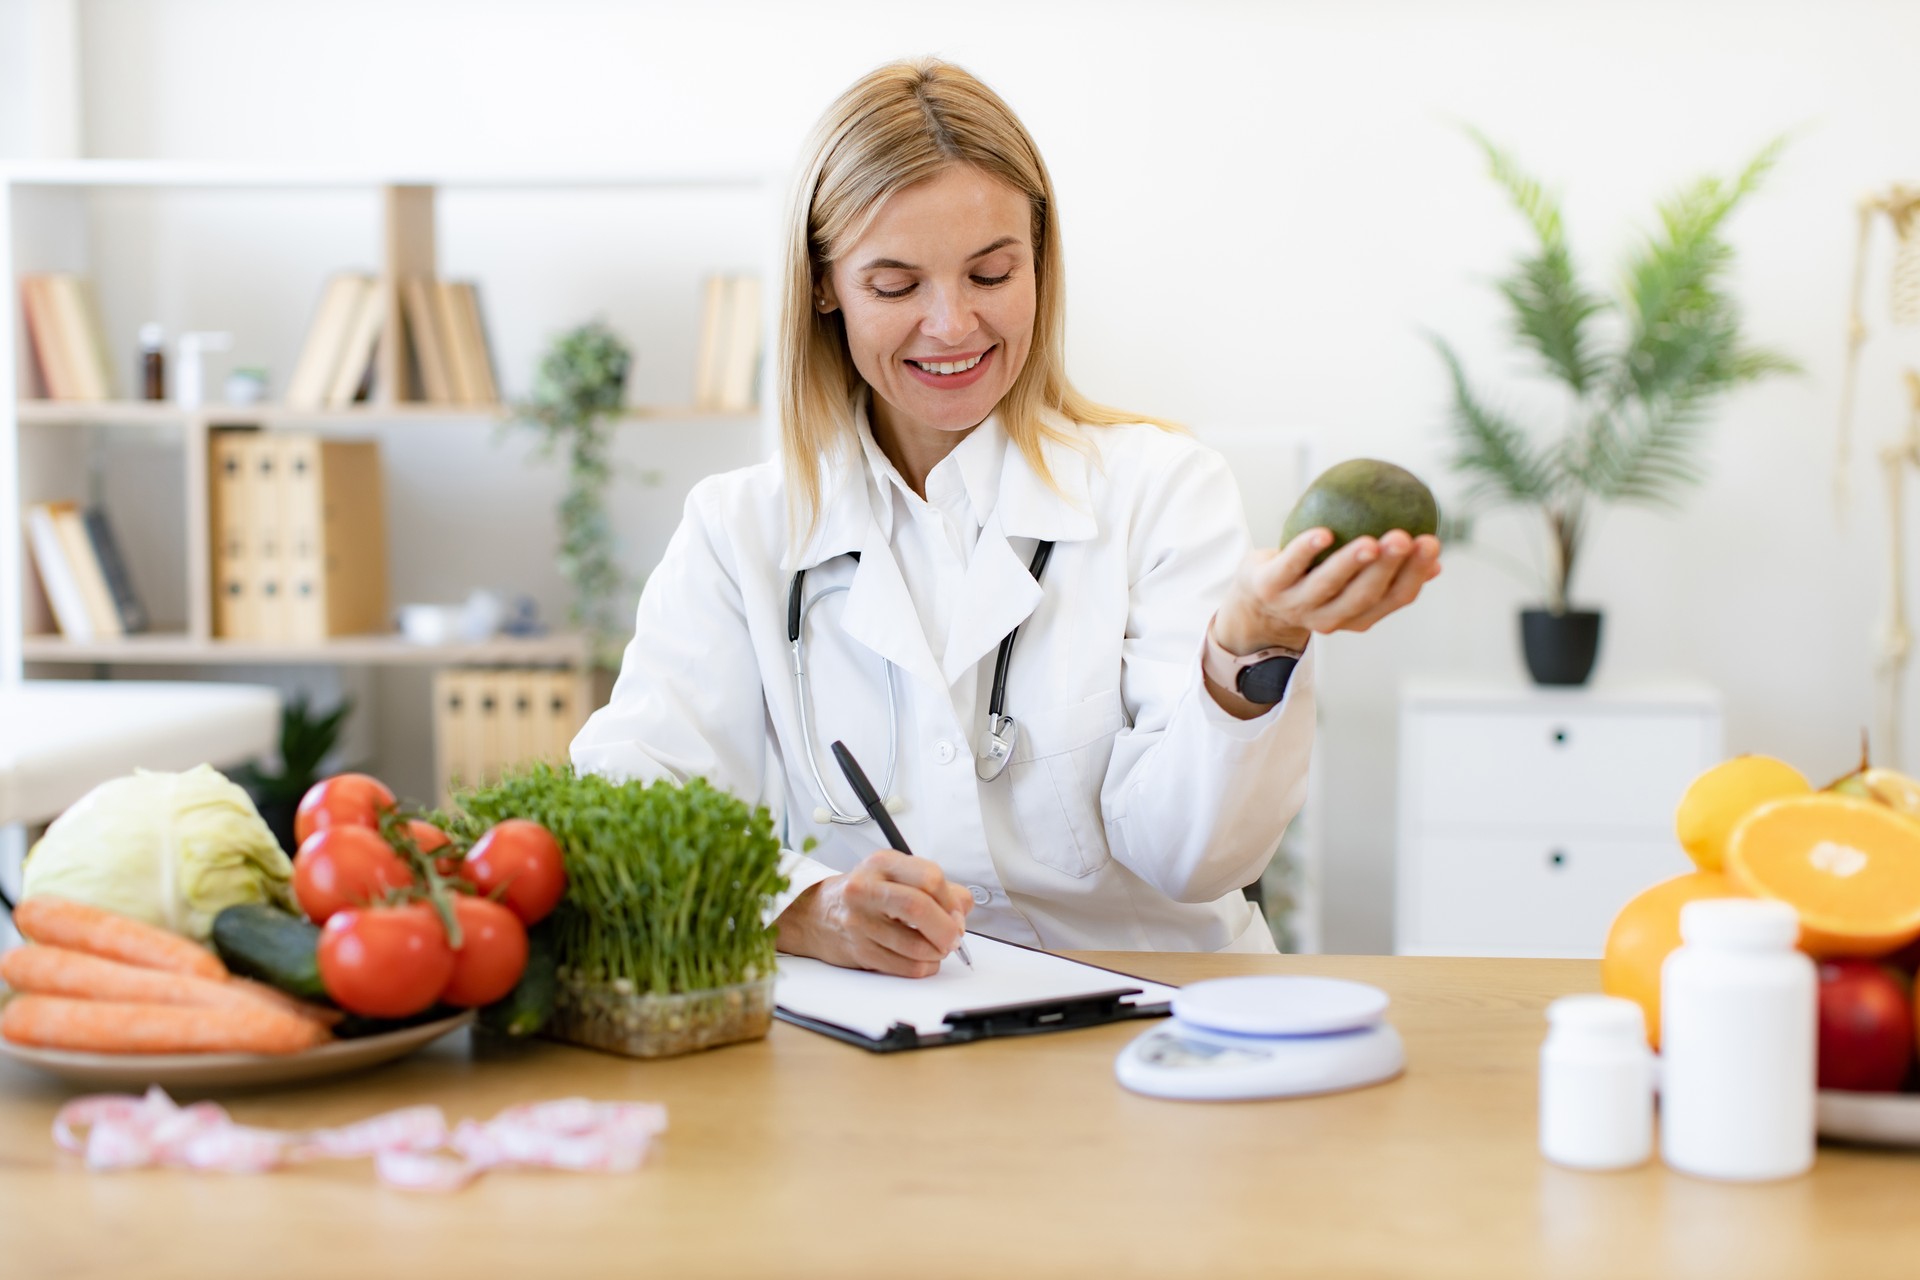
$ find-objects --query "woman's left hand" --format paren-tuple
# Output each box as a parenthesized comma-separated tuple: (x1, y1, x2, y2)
(1212, 527, 1443, 656)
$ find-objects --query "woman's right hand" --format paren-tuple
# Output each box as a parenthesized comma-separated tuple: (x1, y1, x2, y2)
(775, 850, 975, 978)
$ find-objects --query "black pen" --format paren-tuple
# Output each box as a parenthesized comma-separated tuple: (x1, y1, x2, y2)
(829, 739, 974, 969)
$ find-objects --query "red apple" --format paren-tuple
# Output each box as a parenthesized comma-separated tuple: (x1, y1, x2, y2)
(1880, 934, 1920, 974)
(1818, 960, 1914, 1092)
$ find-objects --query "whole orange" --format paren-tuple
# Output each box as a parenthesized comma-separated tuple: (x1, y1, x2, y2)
(1601, 869, 1740, 1049)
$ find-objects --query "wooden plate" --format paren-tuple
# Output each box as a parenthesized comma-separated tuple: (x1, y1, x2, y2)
(1818, 1089, 1920, 1148)
(0, 1011, 474, 1090)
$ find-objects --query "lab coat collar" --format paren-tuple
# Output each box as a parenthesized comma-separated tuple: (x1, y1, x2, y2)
(995, 407, 1099, 546)
(783, 394, 1103, 691)
(784, 397, 1098, 573)
(853, 395, 1008, 544)
(941, 408, 1100, 684)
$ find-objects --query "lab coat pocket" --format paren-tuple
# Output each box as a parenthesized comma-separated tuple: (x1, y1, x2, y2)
(1005, 690, 1127, 879)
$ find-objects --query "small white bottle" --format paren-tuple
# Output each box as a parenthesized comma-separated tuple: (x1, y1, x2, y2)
(1660, 897, 1816, 1181)
(1540, 994, 1654, 1170)
(173, 330, 232, 409)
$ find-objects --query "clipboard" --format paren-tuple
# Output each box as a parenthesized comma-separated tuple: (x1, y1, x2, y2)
(774, 934, 1179, 1052)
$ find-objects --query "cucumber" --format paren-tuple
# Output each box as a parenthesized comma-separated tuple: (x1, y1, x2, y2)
(211, 903, 328, 1002)
(479, 920, 557, 1038)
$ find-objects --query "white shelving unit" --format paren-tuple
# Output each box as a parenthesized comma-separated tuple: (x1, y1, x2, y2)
(1, 161, 776, 789)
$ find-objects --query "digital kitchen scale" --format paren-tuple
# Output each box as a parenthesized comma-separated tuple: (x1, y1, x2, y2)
(1114, 975, 1406, 1101)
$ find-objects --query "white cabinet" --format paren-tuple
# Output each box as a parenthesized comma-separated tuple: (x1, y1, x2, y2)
(1395, 680, 1723, 958)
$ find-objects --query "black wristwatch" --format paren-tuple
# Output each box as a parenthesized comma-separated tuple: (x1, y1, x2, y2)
(1202, 624, 1304, 706)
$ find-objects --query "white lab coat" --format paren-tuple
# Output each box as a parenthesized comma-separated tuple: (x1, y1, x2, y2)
(571, 407, 1316, 954)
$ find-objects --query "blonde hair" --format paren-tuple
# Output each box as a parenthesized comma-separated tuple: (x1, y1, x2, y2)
(777, 57, 1175, 542)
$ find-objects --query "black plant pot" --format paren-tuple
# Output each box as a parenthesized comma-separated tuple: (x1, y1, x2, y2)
(1520, 609, 1603, 686)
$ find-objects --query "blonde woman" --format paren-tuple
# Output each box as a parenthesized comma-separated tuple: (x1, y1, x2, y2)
(573, 58, 1441, 974)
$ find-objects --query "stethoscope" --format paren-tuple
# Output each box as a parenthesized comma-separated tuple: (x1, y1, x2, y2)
(787, 539, 1055, 825)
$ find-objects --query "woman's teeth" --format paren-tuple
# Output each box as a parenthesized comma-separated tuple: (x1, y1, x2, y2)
(909, 352, 985, 376)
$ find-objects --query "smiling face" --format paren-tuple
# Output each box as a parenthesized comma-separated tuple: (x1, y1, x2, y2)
(819, 164, 1038, 455)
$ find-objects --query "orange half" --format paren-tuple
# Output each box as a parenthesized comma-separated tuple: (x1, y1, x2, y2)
(1725, 793, 1920, 958)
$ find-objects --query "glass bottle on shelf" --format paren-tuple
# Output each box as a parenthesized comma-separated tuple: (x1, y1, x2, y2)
(139, 322, 166, 400)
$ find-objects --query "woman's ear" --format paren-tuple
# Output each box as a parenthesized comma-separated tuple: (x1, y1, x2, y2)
(814, 276, 840, 315)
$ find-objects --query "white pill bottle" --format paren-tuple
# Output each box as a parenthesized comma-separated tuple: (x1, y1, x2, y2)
(1659, 897, 1817, 1181)
(1539, 994, 1654, 1170)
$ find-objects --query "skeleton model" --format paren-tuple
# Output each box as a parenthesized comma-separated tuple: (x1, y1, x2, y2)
(1838, 185, 1920, 760)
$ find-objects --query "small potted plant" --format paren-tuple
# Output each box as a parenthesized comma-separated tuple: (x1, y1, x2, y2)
(451, 763, 789, 1058)
(1434, 133, 1797, 685)
(510, 320, 638, 672)
(230, 693, 353, 854)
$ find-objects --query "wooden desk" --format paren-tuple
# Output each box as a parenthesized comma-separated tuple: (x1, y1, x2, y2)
(2, 953, 1915, 1280)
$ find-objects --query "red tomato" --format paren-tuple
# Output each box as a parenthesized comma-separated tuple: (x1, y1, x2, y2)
(402, 820, 461, 877)
(406, 820, 450, 855)
(440, 895, 530, 1007)
(294, 773, 396, 846)
(461, 820, 566, 925)
(318, 903, 455, 1019)
(293, 825, 413, 924)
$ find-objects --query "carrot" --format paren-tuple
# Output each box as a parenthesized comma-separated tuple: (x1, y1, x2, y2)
(0, 944, 335, 1026)
(12, 896, 227, 981)
(229, 977, 345, 1028)
(0, 995, 330, 1055)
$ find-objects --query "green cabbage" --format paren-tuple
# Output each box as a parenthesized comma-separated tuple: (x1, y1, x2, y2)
(22, 763, 296, 941)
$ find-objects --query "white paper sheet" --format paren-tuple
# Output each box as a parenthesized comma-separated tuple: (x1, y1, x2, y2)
(775, 934, 1179, 1041)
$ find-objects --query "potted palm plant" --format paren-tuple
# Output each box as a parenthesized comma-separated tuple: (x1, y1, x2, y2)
(1434, 133, 1797, 685)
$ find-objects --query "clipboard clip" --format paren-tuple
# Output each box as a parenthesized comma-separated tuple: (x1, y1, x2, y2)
(940, 988, 1159, 1043)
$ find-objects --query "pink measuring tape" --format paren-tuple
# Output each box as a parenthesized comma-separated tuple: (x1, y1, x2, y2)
(53, 1088, 669, 1192)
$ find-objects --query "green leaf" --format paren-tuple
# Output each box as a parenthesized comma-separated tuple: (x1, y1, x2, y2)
(1431, 334, 1559, 509)
(1468, 130, 1609, 394)
(1611, 136, 1792, 407)
(1568, 401, 1711, 509)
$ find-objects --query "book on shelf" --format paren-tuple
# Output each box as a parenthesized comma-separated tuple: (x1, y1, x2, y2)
(284, 274, 373, 409)
(450, 282, 500, 405)
(80, 507, 149, 634)
(208, 429, 388, 643)
(25, 502, 95, 640)
(433, 668, 584, 806)
(694, 273, 763, 412)
(22, 500, 145, 639)
(19, 277, 72, 399)
(324, 281, 385, 408)
(256, 269, 503, 411)
(401, 277, 455, 404)
(19, 273, 116, 401)
(428, 279, 501, 407)
(51, 504, 123, 639)
(692, 275, 729, 412)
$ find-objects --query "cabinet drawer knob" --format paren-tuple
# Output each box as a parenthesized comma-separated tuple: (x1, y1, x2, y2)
(1547, 849, 1568, 870)
(1549, 726, 1570, 747)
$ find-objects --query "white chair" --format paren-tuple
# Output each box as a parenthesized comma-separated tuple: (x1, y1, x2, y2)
(0, 680, 281, 923)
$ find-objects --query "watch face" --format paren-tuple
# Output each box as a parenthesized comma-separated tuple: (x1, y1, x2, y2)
(1237, 655, 1299, 704)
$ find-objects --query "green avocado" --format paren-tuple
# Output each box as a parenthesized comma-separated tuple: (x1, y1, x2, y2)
(1280, 459, 1438, 564)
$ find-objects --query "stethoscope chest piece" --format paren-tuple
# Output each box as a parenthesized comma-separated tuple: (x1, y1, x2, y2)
(977, 713, 1019, 780)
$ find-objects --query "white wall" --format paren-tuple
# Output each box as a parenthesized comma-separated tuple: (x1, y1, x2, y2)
(0, 0, 80, 160)
(37, 0, 1920, 951)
